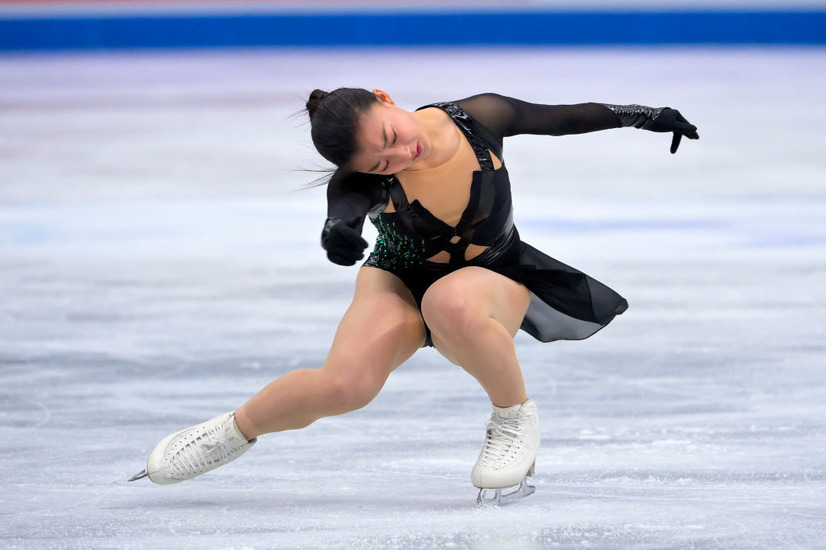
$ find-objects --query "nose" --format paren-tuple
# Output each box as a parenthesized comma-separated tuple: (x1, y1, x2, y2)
(405, 141, 419, 160)
(389, 144, 413, 163)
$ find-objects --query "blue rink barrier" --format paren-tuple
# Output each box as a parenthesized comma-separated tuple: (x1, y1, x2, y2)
(1, 10, 825, 51)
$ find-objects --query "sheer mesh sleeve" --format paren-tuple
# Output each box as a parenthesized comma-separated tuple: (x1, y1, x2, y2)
(456, 93, 621, 145)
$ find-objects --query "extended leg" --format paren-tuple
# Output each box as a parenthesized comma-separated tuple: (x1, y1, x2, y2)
(235, 267, 426, 437)
(132, 267, 426, 484)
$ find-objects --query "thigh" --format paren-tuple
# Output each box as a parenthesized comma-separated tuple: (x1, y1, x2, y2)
(322, 266, 427, 381)
(421, 266, 531, 339)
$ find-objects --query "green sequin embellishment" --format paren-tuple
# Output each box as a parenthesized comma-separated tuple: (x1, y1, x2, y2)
(369, 215, 427, 270)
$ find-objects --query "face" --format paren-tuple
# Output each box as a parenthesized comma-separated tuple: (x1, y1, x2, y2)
(350, 101, 428, 175)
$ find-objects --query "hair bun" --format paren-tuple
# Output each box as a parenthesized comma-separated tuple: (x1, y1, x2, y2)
(306, 89, 330, 119)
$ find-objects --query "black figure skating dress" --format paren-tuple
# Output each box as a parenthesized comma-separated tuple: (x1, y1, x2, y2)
(324, 93, 629, 344)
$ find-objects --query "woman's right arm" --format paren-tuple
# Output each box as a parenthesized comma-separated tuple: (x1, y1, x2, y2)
(321, 169, 385, 266)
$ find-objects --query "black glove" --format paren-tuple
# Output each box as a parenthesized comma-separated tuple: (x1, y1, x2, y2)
(321, 218, 368, 266)
(644, 108, 700, 154)
(603, 104, 699, 154)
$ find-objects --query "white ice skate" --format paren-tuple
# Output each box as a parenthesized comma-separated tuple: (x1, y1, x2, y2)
(128, 412, 256, 485)
(472, 399, 540, 506)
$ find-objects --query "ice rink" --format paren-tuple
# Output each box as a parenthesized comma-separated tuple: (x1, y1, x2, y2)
(1, 47, 825, 549)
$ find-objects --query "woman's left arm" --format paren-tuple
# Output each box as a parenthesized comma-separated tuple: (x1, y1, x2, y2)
(459, 93, 699, 154)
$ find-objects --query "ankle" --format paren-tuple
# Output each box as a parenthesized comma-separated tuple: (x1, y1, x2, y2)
(232, 410, 258, 441)
(492, 397, 531, 411)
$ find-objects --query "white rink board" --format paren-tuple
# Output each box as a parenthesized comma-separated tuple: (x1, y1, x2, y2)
(1, 47, 825, 549)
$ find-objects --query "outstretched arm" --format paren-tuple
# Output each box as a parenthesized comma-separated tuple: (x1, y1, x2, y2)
(458, 93, 699, 153)
(321, 169, 385, 266)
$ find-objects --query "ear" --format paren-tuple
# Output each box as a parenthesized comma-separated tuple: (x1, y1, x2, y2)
(372, 89, 395, 105)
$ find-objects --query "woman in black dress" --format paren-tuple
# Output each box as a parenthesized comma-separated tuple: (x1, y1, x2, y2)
(131, 88, 697, 504)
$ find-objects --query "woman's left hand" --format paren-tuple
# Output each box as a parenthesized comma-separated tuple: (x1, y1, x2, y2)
(646, 108, 700, 154)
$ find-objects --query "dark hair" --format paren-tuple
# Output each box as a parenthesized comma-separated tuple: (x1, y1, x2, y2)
(306, 88, 379, 168)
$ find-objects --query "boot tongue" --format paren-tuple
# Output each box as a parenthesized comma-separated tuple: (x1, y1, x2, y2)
(493, 403, 523, 419)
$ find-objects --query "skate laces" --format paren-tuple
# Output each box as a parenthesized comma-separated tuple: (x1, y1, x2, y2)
(170, 420, 238, 476)
(479, 413, 526, 467)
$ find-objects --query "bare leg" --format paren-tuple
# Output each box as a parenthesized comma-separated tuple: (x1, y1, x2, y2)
(420, 267, 531, 407)
(235, 267, 426, 439)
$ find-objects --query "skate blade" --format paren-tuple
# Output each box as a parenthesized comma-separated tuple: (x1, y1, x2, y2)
(128, 469, 148, 482)
(476, 478, 535, 507)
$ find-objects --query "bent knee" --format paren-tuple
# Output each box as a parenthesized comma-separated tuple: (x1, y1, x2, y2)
(421, 282, 484, 341)
(320, 367, 385, 414)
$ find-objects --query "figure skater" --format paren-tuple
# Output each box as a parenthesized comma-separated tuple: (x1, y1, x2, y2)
(130, 89, 698, 504)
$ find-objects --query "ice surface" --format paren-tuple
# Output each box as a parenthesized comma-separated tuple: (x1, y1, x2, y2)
(1, 47, 825, 549)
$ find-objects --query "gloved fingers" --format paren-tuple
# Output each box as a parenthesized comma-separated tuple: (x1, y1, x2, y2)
(326, 224, 368, 265)
(328, 246, 366, 265)
(331, 237, 367, 254)
(339, 231, 369, 249)
(328, 251, 363, 266)
(330, 224, 369, 248)
(660, 109, 699, 153)
(673, 121, 699, 139)
(668, 110, 699, 139)
(329, 256, 355, 266)
(670, 132, 682, 154)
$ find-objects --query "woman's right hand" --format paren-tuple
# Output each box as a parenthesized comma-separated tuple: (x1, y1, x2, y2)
(321, 218, 369, 266)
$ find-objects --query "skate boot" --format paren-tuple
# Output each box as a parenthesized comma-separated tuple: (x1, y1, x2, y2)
(471, 399, 540, 506)
(128, 412, 256, 485)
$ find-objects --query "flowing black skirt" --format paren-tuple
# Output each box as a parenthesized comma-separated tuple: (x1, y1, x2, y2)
(364, 228, 628, 345)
